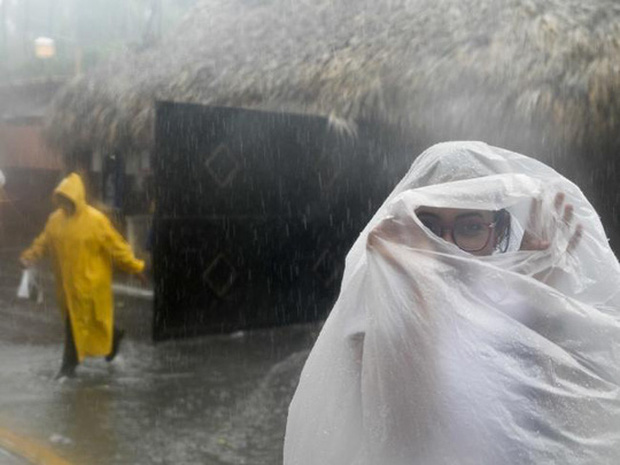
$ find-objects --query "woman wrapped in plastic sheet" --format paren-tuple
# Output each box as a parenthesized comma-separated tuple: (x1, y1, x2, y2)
(284, 141, 620, 465)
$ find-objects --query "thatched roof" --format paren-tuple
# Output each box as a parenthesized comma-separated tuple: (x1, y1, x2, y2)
(44, 0, 620, 156)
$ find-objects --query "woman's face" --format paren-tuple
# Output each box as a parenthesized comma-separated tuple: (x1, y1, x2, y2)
(415, 207, 500, 256)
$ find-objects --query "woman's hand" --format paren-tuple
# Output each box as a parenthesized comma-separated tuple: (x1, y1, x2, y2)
(367, 217, 413, 270)
(520, 192, 583, 253)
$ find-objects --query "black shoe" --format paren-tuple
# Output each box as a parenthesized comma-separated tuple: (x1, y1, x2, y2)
(106, 329, 125, 362)
(55, 366, 76, 380)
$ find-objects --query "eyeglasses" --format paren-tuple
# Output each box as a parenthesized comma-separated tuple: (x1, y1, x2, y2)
(417, 214, 497, 252)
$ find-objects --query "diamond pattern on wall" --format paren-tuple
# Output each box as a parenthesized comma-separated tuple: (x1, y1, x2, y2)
(311, 248, 339, 287)
(204, 144, 240, 187)
(202, 253, 238, 297)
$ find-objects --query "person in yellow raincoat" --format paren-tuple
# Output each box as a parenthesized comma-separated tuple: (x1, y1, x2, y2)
(21, 172, 146, 378)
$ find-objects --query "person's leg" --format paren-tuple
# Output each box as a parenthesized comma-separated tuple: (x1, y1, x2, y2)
(57, 317, 78, 378)
(105, 326, 125, 362)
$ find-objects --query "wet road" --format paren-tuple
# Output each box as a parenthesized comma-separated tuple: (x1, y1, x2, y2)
(0, 249, 320, 465)
(0, 448, 28, 465)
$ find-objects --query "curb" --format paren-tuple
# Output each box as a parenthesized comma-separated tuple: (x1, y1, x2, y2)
(0, 427, 73, 465)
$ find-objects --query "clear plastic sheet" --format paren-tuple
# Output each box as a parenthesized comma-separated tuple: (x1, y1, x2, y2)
(284, 142, 620, 465)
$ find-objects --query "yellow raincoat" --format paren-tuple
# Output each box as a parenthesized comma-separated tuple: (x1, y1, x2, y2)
(21, 173, 144, 361)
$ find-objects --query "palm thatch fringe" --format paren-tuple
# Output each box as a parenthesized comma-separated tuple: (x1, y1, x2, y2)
(44, 0, 620, 159)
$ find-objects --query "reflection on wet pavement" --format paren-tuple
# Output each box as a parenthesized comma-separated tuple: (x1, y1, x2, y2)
(0, 264, 320, 465)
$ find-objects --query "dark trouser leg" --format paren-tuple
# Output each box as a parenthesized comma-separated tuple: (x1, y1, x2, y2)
(105, 326, 125, 362)
(57, 316, 78, 378)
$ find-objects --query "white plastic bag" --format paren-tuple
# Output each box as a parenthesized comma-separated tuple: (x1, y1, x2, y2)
(17, 268, 43, 303)
(284, 142, 620, 465)
(17, 269, 31, 299)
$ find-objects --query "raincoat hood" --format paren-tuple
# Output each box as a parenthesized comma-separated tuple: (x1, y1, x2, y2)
(53, 173, 87, 213)
(284, 141, 620, 465)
